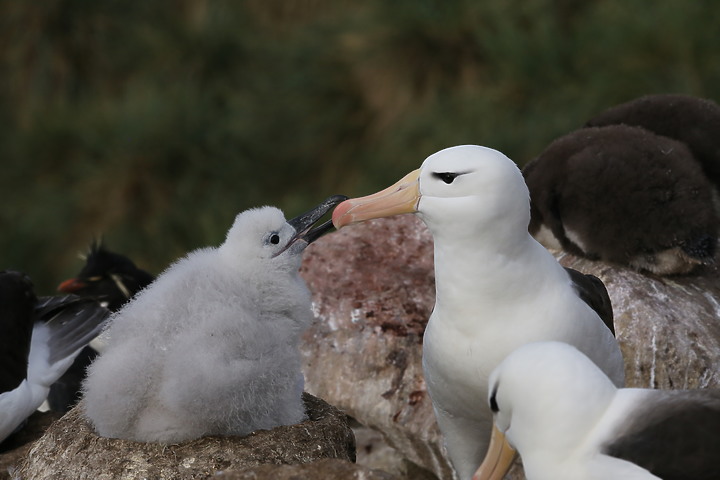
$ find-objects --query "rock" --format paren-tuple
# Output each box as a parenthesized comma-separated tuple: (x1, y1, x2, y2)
(213, 458, 397, 479)
(16, 393, 355, 480)
(352, 423, 418, 476)
(299, 214, 720, 480)
(300, 215, 449, 479)
(557, 251, 720, 390)
(0, 411, 62, 480)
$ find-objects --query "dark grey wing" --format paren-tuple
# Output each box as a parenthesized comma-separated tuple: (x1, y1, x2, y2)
(604, 389, 720, 480)
(34, 294, 87, 318)
(35, 295, 109, 364)
(564, 267, 614, 336)
(46, 345, 98, 412)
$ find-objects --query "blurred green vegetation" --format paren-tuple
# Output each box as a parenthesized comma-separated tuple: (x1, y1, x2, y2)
(1, 0, 719, 291)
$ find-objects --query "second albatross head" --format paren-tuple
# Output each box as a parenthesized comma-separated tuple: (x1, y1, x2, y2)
(332, 145, 530, 238)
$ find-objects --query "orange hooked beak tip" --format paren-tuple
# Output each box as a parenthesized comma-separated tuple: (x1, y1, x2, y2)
(332, 169, 421, 229)
(57, 278, 87, 293)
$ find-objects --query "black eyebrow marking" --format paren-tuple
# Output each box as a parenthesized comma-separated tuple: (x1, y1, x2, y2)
(490, 383, 500, 413)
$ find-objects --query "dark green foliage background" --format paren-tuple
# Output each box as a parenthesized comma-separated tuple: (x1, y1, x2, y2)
(1, 0, 718, 291)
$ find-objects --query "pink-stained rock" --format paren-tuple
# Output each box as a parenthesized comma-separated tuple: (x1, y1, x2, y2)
(300, 214, 720, 480)
(300, 215, 449, 479)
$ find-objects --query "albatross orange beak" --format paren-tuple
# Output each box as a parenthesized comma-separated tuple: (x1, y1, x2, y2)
(472, 425, 518, 480)
(332, 169, 421, 229)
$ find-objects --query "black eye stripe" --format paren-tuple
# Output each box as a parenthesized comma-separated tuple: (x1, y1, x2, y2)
(490, 383, 500, 412)
(433, 172, 461, 184)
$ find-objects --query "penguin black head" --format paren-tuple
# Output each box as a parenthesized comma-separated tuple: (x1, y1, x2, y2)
(58, 242, 154, 311)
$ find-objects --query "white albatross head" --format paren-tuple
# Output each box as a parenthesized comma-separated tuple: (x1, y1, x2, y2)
(473, 341, 619, 480)
(332, 145, 530, 240)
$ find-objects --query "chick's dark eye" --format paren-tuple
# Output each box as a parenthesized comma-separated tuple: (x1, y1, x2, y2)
(269, 234, 280, 245)
(434, 172, 459, 184)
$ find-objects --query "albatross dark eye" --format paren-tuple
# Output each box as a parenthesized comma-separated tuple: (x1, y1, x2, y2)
(434, 172, 460, 184)
(269, 234, 280, 245)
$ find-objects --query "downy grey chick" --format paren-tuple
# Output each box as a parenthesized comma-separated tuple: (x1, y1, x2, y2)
(83, 196, 346, 443)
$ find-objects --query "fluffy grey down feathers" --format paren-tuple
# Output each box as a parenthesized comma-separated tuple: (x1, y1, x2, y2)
(83, 207, 313, 443)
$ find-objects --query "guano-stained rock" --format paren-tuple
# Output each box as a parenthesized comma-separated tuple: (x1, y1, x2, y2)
(559, 252, 720, 390)
(300, 215, 449, 479)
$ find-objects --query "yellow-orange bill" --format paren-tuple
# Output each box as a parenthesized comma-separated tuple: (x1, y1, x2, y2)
(332, 169, 421, 228)
(472, 425, 517, 480)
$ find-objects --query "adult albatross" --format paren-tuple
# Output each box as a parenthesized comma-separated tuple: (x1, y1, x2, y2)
(332, 145, 624, 480)
(474, 341, 720, 480)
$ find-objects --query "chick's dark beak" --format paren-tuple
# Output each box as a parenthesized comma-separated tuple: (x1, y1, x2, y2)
(287, 195, 349, 245)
